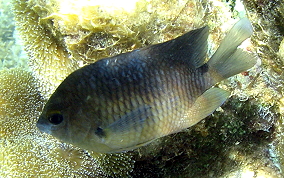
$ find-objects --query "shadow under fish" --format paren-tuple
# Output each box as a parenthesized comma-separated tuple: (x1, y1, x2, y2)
(37, 18, 257, 153)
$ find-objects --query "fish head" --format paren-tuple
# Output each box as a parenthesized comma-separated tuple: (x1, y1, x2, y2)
(36, 68, 121, 152)
(37, 94, 116, 152)
(36, 81, 102, 149)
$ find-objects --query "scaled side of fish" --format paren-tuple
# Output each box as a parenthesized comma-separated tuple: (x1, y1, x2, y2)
(37, 18, 256, 153)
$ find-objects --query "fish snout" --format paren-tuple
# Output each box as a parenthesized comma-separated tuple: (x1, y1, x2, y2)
(36, 116, 51, 134)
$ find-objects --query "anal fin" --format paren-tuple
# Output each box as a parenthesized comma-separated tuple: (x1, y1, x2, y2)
(185, 88, 230, 126)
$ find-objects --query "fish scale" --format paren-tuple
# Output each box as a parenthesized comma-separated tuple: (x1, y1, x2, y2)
(37, 18, 256, 153)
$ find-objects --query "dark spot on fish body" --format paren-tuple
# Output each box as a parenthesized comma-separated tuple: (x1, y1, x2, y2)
(199, 63, 209, 74)
(95, 127, 105, 138)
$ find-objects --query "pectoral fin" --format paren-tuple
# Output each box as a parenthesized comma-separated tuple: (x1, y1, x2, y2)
(102, 105, 153, 150)
(107, 105, 152, 133)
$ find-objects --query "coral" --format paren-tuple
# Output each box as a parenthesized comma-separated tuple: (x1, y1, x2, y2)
(12, 0, 79, 98)
(0, 137, 106, 177)
(243, 0, 284, 69)
(39, 0, 212, 62)
(3, 0, 283, 177)
(13, 0, 235, 69)
(0, 68, 43, 137)
(91, 152, 135, 177)
(48, 0, 235, 65)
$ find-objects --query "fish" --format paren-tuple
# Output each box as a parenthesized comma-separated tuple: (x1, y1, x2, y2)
(37, 18, 256, 153)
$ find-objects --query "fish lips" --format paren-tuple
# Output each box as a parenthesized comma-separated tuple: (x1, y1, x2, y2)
(36, 116, 53, 134)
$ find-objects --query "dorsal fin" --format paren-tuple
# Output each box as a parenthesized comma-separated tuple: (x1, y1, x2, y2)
(139, 26, 209, 68)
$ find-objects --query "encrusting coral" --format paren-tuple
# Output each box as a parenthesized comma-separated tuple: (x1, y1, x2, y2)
(12, 0, 79, 98)
(0, 68, 42, 138)
(91, 152, 135, 177)
(1, 0, 283, 177)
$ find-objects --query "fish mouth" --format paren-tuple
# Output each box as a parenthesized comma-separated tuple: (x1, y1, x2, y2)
(36, 116, 51, 134)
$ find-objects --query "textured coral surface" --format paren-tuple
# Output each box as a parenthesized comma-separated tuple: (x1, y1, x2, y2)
(1, 0, 283, 177)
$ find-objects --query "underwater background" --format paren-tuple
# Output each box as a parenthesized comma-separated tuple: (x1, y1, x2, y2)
(0, 0, 284, 177)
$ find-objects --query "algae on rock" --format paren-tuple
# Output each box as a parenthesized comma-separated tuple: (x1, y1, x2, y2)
(242, 0, 284, 175)
(2, 0, 283, 177)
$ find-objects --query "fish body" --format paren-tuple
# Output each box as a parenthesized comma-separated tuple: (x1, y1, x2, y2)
(37, 18, 256, 153)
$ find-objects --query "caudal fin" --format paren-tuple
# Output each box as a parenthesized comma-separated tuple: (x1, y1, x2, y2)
(207, 18, 257, 84)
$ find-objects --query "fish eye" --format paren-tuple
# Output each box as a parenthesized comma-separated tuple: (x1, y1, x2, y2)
(48, 112, 64, 125)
